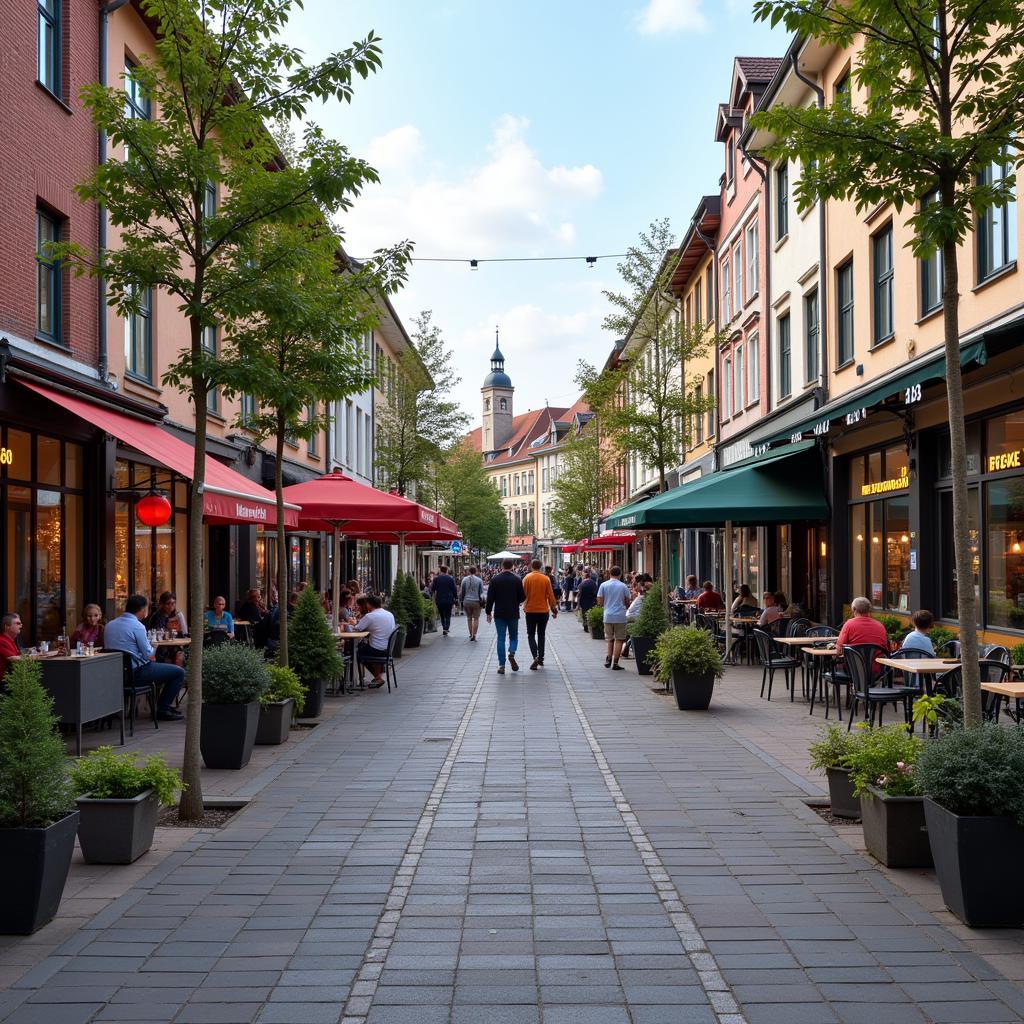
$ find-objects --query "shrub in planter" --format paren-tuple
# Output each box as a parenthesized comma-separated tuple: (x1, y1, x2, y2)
(70, 747, 181, 864)
(876, 614, 908, 648)
(257, 665, 307, 745)
(289, 586, 343, 715)
(651, 626, 723, 710)
(402, 575, 426, 649)
(808, 724, 861, 819)
(0, 660, 76, 933)
(628, 586, 669, 676)
(845, 724, 931, 867)
(1011, 643, 1024, 667)
(917, 725, 1024, 927)
(927, 624, 957, 651)
(587, 606, 605, 639)
(200, 644, 270, 770)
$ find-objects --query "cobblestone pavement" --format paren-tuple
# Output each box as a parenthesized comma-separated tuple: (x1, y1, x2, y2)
(4, 617, 1024, 1024)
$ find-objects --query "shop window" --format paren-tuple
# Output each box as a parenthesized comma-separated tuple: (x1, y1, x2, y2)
(985, 410, 1024, 472)
(936, 425, 982, 478)
(920, 190, 944, 315)
(985, 479, 1024, 629)
(872, 224, 894, 344)
(885, 496, 910, 611)
(836, 260, 854, 365)
(37, 435, 60, 486)
(977, 150, 1017, 282)
(36, 209, 62, 344)
(777, 314, 791, 399)
(37, 0, 61, 96)
(804, 289, 819, 383)
(939, 488, 980, 623)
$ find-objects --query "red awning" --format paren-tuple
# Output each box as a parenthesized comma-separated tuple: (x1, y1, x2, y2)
(581, 532, 637, 548)
(350, 515, 461, 546)
(560, 543, 582, 552)
(22, 381, 297, 527)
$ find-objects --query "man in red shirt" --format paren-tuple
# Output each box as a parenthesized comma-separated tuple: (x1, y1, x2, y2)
(695, 581, 725, 611)
(836, 596, 889, 672)
(0, 613, 24, 680)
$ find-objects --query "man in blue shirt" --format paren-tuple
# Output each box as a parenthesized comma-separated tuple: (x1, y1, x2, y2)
(900, 609, 936, 656)
(104, 594, 184, 720)
(597, 565, 632, 671)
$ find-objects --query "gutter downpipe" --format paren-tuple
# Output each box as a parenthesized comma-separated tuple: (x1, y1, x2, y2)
(739, 135, 770, 427)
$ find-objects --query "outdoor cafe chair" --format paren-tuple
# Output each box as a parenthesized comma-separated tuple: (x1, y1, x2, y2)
(978, 658, 1010, 722)
(805, 626, 839, 718)
(357, 628, 401, 694)
(937, 638, 961, 659)
(786, 617, 811, 637)
(753, 628, 799, 702)
(728, 607, 761, 665)
(843, 644, 915, 730)
(107, 650, 159, 737)
(981, 644, 1010, 665)
(694, 613, 727, 654)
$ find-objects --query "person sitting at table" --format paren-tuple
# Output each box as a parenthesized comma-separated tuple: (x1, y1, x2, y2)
(695, 581, 725, 611)
(0, 613, 23, 679)
(356, 594, 396, 689)
(336, 589, 358, 630)
(901, 609, 936, 656)
(836, 596, 888, 673)
(104, 595, 184, 720)
(151, 592, 188, 665)
(71, 604, 105, 649)
(774, 591, 790, 615)
(203, 596, 234, 640)
(675, 575, 701, 601)
(758, 592, 784, 628)
(731, 584, 755, 613)
(237, 588, 267, 624)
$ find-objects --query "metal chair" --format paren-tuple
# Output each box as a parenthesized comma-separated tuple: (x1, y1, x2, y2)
(979, 658, 1009, 722)
(753, 628, 799, 701)
(357, 628, 401, 693)
(981, 644, 1010, 665)
(786, 617, 811, 637)
(694, 613, 727, 655)
(108, 650, 158, 736)
(937, 639, 961, 659)
(843, 644, 914, 730)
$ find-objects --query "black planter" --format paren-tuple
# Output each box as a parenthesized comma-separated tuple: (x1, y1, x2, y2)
(404, 619, 423, 649)
(924, 798, 1024, 927)
(393, 626, 406, 658)
(200, 701, 260, 770)
(826, 766, 860, 819)
(671, 670, 715, 710)
(860, 786, 932, 868)
(75, 790, 160, 865)
(0, 811, 78, 934)
(590, 622, 605, 640)
(256, 699, 294, 745)
(631, 635, 655, 676)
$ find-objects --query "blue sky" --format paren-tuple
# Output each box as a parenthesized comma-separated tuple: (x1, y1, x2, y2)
(283, 0, 788, 422)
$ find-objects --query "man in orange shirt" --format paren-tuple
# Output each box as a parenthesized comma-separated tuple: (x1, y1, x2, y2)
(522, 559, 558, 670)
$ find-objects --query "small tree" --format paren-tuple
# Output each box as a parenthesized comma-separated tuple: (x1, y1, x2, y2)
(376, 312, 470, 497)
(750, 0, 1024, 725)
(551, 425, 621, 544)
(433, 441, 508, 556)
(289, 586, 343, 686)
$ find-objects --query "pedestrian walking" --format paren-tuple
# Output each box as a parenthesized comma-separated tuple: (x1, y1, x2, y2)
(430, 564, 458, 636)
(523, 558, 558, 669)
(577, 571, 598, 632)
(460, 565, 485, 642)
(597, 565, 631, 670)
(485, 558, 526, 674)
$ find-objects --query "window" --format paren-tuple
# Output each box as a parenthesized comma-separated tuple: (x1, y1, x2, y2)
(834, 72, 851, 108)
(307, 404, 318, 457)
(706, 370, 715, 438)
(693, 279, 702, 327)
(124, 285, 153, 382)
(727, 137, 735, 183)
(705, 265, 714, 322)
(722, 259, 731, 321)
(734, 345, 744, 410)
(203, 181, 217, 219)
(499, 397, 508, 411)
(777, 314, 791, 399)
(501, 476, 508, 497)
(836, 260, 854, 366)
(978, 151, 1017, 281)
(775, 162, 789, 240)
(514, 474, 521, 496)
(723, 359, 732, 418)
(694, 383, 704, 443)
(732, 244, 743, 311)
(872, 224, 894, 344)
(37, 0, 60, 95)
(804, 289, 819, 383)
(484, 398, 490, 412)
(747, 331, 760, 403)
(920, 191, 944, 315)
(124, 61, 150, 120)
(36, 210, 61, 344)
(542, 467, 549, 491)
(528, 471, 534, 493)
(240, 392, 256, 426)
(684, 296, 692, 328)
(745, 222, 759, 298)
(201, 326, 218, 412)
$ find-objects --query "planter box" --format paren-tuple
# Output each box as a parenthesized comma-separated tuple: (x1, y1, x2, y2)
(303, 679, 325, 719)
(0, 811, 79, 934)
(404, 619, 423, 649)
(200, 701, 260, 770)
(860, 786, 932, 868)
(924, 798, 1024, 927)
(256, 699, 294, 745)
(826, 767, 860, 819)
(631, 635, 655, 676)
(590, 623, 605, 640)
(393, 626, 406, 659)
(671, 670, 715, 710)
(75, 790, 160, 864)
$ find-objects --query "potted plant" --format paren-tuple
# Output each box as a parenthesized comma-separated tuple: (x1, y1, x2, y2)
(808, 723, 861, 819)
(0, 660, 77, 934)
(628, 585, 669, 676)
(651, 626, 722, 710)
(290, 585, 343, 714)
(587, 606, 605, 640)
(845, 724, 931, 867)
(1011, 643, 1024, 667)
(69, 747, 181, 864)
(386, 575, 410, 657)
(917, 725, 1024, 927)
(200, 644, 270, 769)
(403, 575, 425, 649)
(256, 665, 307, 745)
(876, 614, 908, 649)
(928, 624, 957, 651)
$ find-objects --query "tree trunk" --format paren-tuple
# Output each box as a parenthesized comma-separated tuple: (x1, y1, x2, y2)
(276, 419, 289, 668)
(941, 231, 980, 725)
(658, 470, 670, 612)
(178, 361, 207, 822)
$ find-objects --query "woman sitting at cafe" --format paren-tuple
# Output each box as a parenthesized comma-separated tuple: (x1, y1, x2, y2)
(336, 589, 358, 630)
(731, 584, 755, 613)
(237, 588, 267, 624)
(71, 604, 105, 648)
(204, 596, 235, 640)
(151, 592, 188, 664)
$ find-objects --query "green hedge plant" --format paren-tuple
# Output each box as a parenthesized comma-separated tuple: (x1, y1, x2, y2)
(844, 724, 923, 798)
(808, 723, 860, 775)
(928, 625, 957, 651)
(387, 573, 412, 628)
(202, 643, 271, 704)
(263, 664, 307, 717)
(650, 626, 723, 684)
(629, 585, 669, 639)
(69, 747, 182, 806)
(0, 659, 73, 828)
(876, 614, 907, 646)
(290, 585, 344, 683)
(587, 606, 605, 630)
(1011, 643, 1024, 666)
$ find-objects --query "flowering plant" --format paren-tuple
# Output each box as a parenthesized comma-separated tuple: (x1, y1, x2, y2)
(844, 723, 923, 798)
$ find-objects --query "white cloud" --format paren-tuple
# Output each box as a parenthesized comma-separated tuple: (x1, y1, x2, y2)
(366, 124, 423, 172)
(636, 0, 709, 34)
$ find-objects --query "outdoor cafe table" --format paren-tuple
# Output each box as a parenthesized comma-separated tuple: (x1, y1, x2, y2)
(334, 630, 370, 688)
(14, 651, 124, 755)
(728, 616, 760, 665)
(154, 637, 191, 649)
(877, 657, 960, 697)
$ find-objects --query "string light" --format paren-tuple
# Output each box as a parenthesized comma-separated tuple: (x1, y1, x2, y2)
(356, 253, 628, 269)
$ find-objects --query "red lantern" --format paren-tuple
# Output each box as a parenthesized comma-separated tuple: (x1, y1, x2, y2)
(136, 493, 172, 527)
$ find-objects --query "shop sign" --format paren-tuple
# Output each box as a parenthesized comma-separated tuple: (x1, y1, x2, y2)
(616, 513, 638, 527)
(0, 445, 14, 467)
(988, 449, 1022, 473)
(845, 408, 868, 426)
(812, 419, 831, 436)
(860, 465, 909, 496)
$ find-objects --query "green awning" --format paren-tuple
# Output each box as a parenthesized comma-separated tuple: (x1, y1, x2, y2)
(605, 441, 826, 529)
(764, 339, 988, 446)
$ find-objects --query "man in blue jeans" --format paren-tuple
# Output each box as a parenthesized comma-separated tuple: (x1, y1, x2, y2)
(484, 558, 526, 675)
(104, 594, 185, 720)
(430, 565, 458, 635)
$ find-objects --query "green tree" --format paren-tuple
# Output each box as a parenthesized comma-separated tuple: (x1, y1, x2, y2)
(376, 312, 470, 497)
(226, 222, 409, 667)
(434, 441, 508, 556)
(63, 0, 387, 820)
(750, 0, 1024, 726)
(551, 425, 621, 543)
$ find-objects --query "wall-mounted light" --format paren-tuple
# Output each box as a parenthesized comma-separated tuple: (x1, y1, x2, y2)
(901, 534, 909, 544)
(1014, 541, 1022, 554)
(820, 541, 827, 558)
(856, 533, 864, 542)
(872, 536, 880, 544)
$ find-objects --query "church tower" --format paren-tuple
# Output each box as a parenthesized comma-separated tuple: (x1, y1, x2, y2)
(481, 328, 514, 453)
